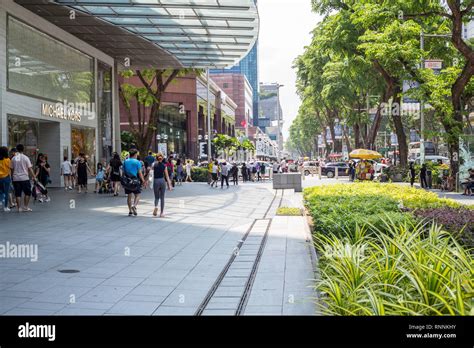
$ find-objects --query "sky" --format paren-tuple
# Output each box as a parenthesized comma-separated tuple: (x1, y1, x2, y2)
(257, 0, 322, 139)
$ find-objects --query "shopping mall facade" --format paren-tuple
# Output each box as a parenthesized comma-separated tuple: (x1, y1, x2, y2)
(0, 0, 258, 186)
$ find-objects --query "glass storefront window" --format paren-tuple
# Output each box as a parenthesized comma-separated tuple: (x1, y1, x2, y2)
(7, 16, 94, 103)
(8, 116, 39, 162)
(157, 105, 187, 157)
(97, 61, 113, 163)
(71, 126, 96, 170)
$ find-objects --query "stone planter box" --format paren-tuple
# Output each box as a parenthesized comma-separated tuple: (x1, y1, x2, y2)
(392, 173, 403, 182)
(273, 173, 302, 192)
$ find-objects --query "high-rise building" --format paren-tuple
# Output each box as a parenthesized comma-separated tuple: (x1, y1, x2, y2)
(211, 0, 259, 127)
(259, 83, 284, 151)
(463, 20, 474, 40)
(210, 74, 253, 135)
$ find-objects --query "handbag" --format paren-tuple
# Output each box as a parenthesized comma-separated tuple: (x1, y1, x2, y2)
(120, 173, 140, 190)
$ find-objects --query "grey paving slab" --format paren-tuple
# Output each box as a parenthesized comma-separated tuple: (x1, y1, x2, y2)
(107, 301, 161, 315)
(0, 182, 303, 315)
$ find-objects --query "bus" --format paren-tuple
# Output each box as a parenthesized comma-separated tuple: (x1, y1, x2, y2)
(408, 141, 436, 161)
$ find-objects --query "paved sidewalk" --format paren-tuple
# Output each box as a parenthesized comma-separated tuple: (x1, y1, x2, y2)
(0, 182, 317, 315)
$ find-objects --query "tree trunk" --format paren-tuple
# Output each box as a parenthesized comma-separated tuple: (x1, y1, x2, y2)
(367, 93, 388, 150)
(391, 86, 408, 167)
(353, 123, 361, 148)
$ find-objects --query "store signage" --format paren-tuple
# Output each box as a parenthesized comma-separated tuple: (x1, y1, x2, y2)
(41, 103, 82, 122)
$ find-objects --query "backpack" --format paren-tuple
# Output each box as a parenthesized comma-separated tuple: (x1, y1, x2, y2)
(252, 166, 257, 174)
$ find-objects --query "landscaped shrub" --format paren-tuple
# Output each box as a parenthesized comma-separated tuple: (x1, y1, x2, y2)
(412, 207, 474, 249)
(191, 167, 208, 182)
(303, 182, 459, 237)
(315, 221, 473, 316)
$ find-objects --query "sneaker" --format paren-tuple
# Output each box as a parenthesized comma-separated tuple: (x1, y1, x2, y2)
(132, 206, 137, 216)
(128, 211, 133, 216)
(38, 198, 44, 203)
(21, 207, 32, 212)
(45, 197, 51, 202)
(3, 207, 10, 212)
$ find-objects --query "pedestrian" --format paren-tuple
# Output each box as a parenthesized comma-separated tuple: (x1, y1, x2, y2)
(76, 153, 93, 193)
(420, 163, 428, 189)
(61, 156, 73, 190)
(176, 159, 184, 186)
(220, 160, 230, 189)
(272, 161, 280, 174)
(185, 160, 193, 182)
(94, 163, 105, 193)
(0, 146, 12, 212)
(144, 151, 155, 167)
(207, 159, 213, 185)
(70, 159, 77, 189)
(10, 144, 36, 212)
(165, 156, 175, 188)
(107, 152, 122, 196)
(260, 162, 266, 182)
(122, 149, 145, 216)
(35, 153, 51, 202)
(151, 152, 172, 217)
(242, 162, 248, 182)
(210, 159, 219, 187)
(231, 162, 239, 185)
(256, 162, 261, 181)
(409, 162, 416, 187)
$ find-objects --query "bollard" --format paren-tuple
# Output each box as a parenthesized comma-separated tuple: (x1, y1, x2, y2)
(318, 166, 322, 180)
(335, 166, 339, 180)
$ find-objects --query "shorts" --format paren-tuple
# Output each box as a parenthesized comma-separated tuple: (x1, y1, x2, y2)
(63, 173, 71, 177)
(212, 173, 218, 180)
(13, 180, 32, 197)
(125, 186, 142, 195)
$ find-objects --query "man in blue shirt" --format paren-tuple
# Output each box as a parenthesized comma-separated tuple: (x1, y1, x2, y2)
(123, 149, 145, 216)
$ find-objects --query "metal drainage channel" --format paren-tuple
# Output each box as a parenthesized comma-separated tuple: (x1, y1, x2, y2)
(195, 189, 283, 316)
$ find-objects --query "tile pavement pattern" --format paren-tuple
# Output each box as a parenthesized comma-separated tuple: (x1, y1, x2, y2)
(0, 182, 317, 315)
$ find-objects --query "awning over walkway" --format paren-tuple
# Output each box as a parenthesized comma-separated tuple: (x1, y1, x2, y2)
(15, 0, 259, 69)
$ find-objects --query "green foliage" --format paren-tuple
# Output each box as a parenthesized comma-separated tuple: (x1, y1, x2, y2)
(315, 221, 473, 316)
(304, 182, 461, 238)
(120, 131, 136, 151)
(191, 167, 208, 182)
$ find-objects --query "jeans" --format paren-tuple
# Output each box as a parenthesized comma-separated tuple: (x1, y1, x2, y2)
(221, 174, 229, 188)
(0, 176, 11, 207)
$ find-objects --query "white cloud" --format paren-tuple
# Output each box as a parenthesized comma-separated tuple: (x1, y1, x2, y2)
(258, 0, 322, 139)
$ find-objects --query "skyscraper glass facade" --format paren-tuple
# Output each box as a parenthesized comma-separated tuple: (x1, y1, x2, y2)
(210, 1, 259, 127)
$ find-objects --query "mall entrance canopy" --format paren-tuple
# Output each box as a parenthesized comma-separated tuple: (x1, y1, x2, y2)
(15, 0, 259, 69)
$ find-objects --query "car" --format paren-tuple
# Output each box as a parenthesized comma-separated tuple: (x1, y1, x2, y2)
(303, 161, 320, 176)
(321, 162, 350, 178)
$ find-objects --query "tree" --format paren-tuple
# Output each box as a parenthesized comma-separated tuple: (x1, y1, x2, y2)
(119, 68, 199, 156)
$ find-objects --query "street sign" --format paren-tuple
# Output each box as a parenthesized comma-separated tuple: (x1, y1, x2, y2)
(390, 133, 398, 146)
(158, 143, 168, 158)
(424, 59, 442, 70)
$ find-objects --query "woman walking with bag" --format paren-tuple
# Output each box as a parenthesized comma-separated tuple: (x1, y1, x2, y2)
(152, 153, 172, 218)
(107, 152, 122, 196)
(76, 153, 93, 194)
(35, 153, 51, 202)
